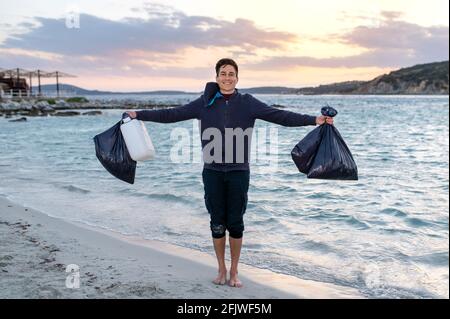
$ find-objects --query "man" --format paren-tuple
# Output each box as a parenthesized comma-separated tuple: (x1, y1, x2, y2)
(126, 58, 333, 288)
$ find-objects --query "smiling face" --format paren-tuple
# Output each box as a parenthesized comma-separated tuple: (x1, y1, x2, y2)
(216, 64, 238, 94)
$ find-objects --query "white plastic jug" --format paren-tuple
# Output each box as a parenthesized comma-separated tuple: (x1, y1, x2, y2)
(120, 116, 155, 161)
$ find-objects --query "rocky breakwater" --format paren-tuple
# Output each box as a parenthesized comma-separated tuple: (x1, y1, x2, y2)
(0, 97, 180, 122)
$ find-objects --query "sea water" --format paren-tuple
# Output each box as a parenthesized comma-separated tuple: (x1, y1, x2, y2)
(1, 94, 448, 298)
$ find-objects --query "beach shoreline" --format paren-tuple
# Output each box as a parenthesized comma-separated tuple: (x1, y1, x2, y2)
(0, 195, 363, 299)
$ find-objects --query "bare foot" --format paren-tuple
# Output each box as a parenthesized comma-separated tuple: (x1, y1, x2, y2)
(212, 271, 227, 285)
(228, 272, 243, 288)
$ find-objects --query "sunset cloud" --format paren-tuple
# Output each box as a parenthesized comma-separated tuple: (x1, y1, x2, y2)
(245, 13, 449, 70)
(2, 12, 296, 56)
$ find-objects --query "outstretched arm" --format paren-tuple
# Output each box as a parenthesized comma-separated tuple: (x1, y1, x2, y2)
(250, 95, 333, 126)
(126, 97, 202, 123)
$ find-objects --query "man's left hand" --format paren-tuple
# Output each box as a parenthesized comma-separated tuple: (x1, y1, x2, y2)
(316, 115, 334, 125)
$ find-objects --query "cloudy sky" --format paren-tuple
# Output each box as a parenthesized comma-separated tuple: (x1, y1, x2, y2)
(0, 0, 448, 91)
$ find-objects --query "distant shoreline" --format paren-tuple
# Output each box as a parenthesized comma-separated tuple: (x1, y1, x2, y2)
(2, 61, 448, 98)
(26, 60, 449, 96)
(26, 89, 449, 97)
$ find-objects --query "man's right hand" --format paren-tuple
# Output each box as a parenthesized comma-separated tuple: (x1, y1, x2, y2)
(126, 111, 137, 119)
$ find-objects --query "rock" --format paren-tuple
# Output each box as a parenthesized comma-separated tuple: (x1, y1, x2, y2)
(19, 102, 33, 110)
(41, 105, 55, 112)
(1, 101, 21, 111)
(9, 117, 27, 122)
(82, 111, 102, 116)
(53, 111, 81, 116)
(55, 100, 69, 109)
(35, 101, 49, 109)
(23, 109, 41, 117)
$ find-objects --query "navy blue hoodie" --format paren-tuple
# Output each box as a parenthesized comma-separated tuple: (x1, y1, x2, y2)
(136, 82, 317, 171)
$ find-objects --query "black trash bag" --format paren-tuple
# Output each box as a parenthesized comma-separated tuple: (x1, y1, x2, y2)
(93, 120, 136, 184)
(290, 127, 323, 174)
(291, 106, 358, 180)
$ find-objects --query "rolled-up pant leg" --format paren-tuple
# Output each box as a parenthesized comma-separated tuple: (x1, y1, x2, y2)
(224, 170, 250, 239)
(202, 168, 227, 238)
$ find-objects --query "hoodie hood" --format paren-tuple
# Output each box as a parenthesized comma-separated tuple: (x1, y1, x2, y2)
(202, 82, 239, 107)
(202, 82, 220, 107)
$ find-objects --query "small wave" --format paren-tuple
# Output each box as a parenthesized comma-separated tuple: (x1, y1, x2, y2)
(357, 275, 441, 299)
(252, 184, 297, 193)
(62, 185, 91, 194)
(405, 217, 434, 228)
(15, 176, 37, 182)
(344, 216, 371, 230)
(379, 208, 408, 218)
(299, 240, 334, 254)
(245, 243, 264, 250)
(304, 211, 370, 230)
(163, 230, 183, 237)
(380, 228, 415, 235)
(252, 217, 280, 226)
(402, 147, 416, 153)
(305, 192, 338, 199)
(132, 192, 194, 205)
(410, 251, 449, 267)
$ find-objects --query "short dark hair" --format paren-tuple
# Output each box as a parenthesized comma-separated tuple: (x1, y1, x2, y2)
(215, 58, 238, 76)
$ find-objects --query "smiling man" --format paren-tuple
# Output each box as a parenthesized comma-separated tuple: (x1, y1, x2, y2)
(127, 58, 333, 288)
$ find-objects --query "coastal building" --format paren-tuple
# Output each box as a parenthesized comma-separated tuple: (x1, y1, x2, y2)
(0, 68, 76, 98)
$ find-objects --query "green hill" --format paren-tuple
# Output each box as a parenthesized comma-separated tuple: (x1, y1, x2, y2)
(296, 61, 449, 95)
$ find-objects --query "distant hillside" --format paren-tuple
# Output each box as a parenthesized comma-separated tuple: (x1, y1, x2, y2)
(34, 84, 299, 95)
(353, 61, 448, 94)
(296, 81, 366, 95)
(239, 86, 297, 94)
(33, 84, 301, 95)
(296, 61, 449, 95)
(32, 84, 193, 95)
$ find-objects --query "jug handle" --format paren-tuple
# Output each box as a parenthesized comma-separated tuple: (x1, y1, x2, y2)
(122, 112, 132, 123)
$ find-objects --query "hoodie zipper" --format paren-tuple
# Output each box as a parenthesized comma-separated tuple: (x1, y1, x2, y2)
(224, 100, 229, 128)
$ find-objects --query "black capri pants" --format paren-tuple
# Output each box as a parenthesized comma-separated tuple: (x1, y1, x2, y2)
(202, 168, 250, 239)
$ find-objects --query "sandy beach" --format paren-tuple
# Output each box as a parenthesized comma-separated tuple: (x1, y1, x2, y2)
(0, 195, 363, 299)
